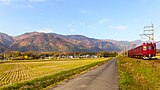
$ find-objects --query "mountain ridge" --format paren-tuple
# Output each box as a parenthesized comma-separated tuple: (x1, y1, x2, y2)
(0, 32, 121, 52)
(0, 32, 158, 53)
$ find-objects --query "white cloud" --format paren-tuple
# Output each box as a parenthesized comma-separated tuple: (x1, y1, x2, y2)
(80, 10, 87, 14)
(98, 18, 110, 24)
(0, 0, 46, 6)
(0, 0, 39, 9)
(24, 26, 33, 30)
(15, 4, 34, 8)
(70, 28, 77, 33)
(28, 0, 46, 2)
(24, 27, 54, 33)
(27, 4, 34, 8)
(87, 25, 96, 30)
(0, 0, 11, 5)
(37, 28, 54, 33)
(55, 0, 63, 2)
(110, 25, 128, 30)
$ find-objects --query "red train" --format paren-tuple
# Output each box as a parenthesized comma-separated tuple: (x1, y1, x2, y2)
(128, 43, 156, 59)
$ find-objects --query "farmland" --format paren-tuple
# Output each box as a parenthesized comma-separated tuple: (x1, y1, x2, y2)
(0, 58, 109, 89)
(118, 56, 160, 90)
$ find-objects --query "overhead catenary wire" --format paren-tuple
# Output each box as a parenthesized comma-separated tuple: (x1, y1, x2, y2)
(140, 23, 154, 43)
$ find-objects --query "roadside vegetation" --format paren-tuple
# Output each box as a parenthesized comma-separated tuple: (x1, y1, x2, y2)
(0, 58, 110, 89)
(118, 56, 160, 90)
(156, 52, 160, 59)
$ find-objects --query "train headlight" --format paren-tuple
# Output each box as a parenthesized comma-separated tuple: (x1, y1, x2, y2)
(149, 54, 151, 57)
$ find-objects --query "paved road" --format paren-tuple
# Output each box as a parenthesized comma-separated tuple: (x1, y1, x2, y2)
(50, 58, 119, 90)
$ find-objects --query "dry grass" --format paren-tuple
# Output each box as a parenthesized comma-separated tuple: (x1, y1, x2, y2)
(118, 56, 160, 90)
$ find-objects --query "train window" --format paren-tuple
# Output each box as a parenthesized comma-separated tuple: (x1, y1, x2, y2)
(148, 46, 151, 50)
(143, 46, 147, 50)
(152, 46, 155, 50)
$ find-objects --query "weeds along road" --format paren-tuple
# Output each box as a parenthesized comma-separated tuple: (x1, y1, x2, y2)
(51, 58, 119, 90)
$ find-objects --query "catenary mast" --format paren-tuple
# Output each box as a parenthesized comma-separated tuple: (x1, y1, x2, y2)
(140, 23, 154, 43)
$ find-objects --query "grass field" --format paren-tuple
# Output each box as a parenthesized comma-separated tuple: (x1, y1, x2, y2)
(156, 53, 160, 59)
(118, 56, 160, 90)
(0, 58, 109, 89)
(156, 55, 160, 59)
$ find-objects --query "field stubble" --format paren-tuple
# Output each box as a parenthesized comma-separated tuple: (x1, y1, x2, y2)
(0, 58, 108, 89)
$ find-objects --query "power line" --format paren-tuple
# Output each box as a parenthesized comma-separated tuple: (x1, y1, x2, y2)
(140, 23, 154, 43)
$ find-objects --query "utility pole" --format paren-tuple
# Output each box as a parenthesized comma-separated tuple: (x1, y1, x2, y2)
(124, 47, 127, 56)
(140, 23, 154, 43)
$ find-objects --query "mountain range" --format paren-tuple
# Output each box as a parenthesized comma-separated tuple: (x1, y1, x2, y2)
(0, 32, 158, 53)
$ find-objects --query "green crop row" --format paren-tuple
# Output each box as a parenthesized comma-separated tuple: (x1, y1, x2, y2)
(117, 56, 160, 90)
(1, 58, 109, 90)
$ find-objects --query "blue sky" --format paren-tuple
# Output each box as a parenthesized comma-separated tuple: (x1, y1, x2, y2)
(0, 0, 160, 41)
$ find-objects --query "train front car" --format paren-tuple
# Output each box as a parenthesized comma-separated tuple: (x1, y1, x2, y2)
(142, 43, 156, 59)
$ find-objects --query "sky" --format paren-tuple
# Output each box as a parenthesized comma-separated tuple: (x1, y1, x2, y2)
(0, 0, 160, 41)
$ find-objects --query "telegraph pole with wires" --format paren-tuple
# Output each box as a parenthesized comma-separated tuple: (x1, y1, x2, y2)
(140, 23, 154, 43)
